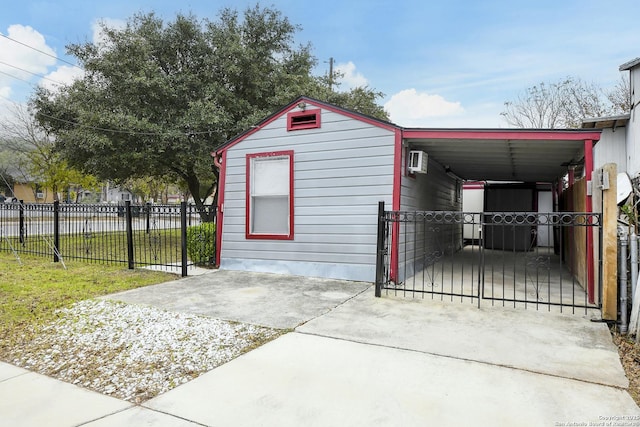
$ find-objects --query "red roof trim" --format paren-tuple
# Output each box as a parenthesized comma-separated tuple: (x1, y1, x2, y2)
(463, 182, 485, 190)
(215, 97, 397, 155)
(402, 129, 601, 141)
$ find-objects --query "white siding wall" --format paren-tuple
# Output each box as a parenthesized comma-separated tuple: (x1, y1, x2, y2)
(627, 67, 640, 178)
(397, 152, 462, 281)
(594, 127, 627, 173)
(220, 107, 395, 281)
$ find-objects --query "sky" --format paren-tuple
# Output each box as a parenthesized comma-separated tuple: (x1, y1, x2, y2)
(1, 0, 639, 128)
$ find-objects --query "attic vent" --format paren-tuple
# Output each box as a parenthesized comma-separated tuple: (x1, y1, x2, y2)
(287, 109, 321, 131)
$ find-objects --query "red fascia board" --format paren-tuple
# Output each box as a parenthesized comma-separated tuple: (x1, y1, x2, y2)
(463, 182, 485, 190)
(389, 129, 402, 283)
(214, 150, 227, 266)
(216, 97, 398, 155)
(313, 101, 397, 133)
(402, 129, 602, 141)
(218, 112, 285, 155)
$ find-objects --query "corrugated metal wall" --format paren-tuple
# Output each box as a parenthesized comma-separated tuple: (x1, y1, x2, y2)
(220, 107, 395, 281)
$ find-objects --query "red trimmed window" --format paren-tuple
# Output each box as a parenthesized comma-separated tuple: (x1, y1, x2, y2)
(246, 151, 294, 240)
(287, 109, 321, 131)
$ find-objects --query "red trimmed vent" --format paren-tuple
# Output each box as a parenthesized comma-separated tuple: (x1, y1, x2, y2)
(287, 109, 321, 131)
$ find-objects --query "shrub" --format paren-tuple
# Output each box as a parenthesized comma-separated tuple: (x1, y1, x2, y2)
(186, 222, 216, 266)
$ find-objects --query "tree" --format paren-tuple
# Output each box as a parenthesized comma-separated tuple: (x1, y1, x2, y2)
(32, 5, 388, 220)
(0, 103, 97, 201)
(607, 75, 632, 115)
(501, 76, 630, 128)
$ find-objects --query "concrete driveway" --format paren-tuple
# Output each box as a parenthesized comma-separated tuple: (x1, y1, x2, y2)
(1, 270, 638, 426)
(104, 270, 372, 329)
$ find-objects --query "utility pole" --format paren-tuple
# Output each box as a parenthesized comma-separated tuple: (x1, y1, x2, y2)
(328, 57, 334, 91)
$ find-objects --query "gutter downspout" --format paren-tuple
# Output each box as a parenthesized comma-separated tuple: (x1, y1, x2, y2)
(620, 227, 629, 334)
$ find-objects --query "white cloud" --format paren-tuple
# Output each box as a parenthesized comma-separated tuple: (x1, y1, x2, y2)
(39, 65, 84, 92)
(92, 18, 126, 46)
(335, 61, 368, 90)
(0, 24, 57, 89)
(384, 89, 464, 127)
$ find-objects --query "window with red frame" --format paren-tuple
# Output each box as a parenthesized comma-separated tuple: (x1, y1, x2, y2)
(246, 151, 294, 239)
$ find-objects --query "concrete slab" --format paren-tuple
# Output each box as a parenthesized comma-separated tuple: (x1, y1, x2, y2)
(146, 333, 639, 427)
(105, 270, 371, 329)
(297, 292, 629, 388)
(142, 264, 216, 276)
(0, 370, 131, 427)
(82, 407, 202, 426)
(0, 361, 29, 382)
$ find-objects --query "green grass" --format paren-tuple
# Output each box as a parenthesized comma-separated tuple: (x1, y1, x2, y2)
(0, 228, 188, 266)
(0, 252, 176, 358)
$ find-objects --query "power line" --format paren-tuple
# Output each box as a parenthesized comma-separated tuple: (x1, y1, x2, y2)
(0, 69, 35, 86)
(0, 95, 176, 136)
(0, 60, 67, 86)
(0, 33, 83, 70)
(35, 109, 177, 136)
(0, 91, 216, 138)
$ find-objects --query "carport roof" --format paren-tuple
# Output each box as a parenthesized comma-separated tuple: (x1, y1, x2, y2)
(581, 114, 629, 130)
(403, 129, 601, 183)
(215, 96, 602, 184)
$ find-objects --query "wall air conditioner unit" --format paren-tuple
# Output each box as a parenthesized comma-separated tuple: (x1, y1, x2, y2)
(36, 192, 44, 199)
(408, 150, 428, 174)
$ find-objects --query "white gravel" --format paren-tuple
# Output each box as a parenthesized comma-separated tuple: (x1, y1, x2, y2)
(7, 299, 281, 403)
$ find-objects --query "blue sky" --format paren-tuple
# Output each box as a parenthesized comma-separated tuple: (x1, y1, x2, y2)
(1, 0, 639, 128)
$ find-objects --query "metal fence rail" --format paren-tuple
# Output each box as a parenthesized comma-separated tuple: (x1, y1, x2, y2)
(0, 201, 216, 275)
(375, 202, 602, 314)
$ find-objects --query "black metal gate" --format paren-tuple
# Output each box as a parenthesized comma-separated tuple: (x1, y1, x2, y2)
(374, 202, 602, 314)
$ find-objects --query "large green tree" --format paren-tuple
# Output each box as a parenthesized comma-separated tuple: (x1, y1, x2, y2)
(33, 5, 387, 219)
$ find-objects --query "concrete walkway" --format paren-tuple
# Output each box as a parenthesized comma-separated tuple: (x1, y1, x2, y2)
(1, 270, 638, 426)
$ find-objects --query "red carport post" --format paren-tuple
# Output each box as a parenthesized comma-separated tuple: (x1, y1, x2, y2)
(585, 139, 595, 304)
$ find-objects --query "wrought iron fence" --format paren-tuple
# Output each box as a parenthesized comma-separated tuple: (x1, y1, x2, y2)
(0, 201, 216, 275)
(375, 201, 602, 314)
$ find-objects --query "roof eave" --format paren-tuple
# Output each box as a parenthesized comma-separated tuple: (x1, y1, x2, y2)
(620, 57, 640, 71)
(213, 96, 399, 155)
(581, 114, 630, 129)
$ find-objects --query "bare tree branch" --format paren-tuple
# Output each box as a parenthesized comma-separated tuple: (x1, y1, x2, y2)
(502, 76, 630, 128)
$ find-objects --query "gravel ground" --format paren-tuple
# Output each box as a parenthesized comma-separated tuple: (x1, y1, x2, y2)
(5, 299, 282, 403)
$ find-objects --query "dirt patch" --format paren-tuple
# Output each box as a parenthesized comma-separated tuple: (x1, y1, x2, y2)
(613, 331, 640, 406)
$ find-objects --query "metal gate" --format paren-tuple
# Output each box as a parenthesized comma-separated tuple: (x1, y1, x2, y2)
(374, 203, 602, 314)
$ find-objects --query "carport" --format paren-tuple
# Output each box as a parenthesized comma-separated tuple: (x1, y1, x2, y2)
(377, 128, 618, 318)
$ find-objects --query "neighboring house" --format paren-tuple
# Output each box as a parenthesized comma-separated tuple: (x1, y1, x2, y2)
(583, 57, 640, 181)
(101, 182, 136, 203)
(212, 96, 602, 283)
(13, 182, 56, 203)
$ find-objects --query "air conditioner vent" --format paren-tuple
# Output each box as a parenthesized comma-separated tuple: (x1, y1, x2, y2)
(408, 150, 428, 174)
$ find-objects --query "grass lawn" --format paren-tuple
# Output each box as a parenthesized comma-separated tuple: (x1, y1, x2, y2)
(0, 251, 177, 358)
